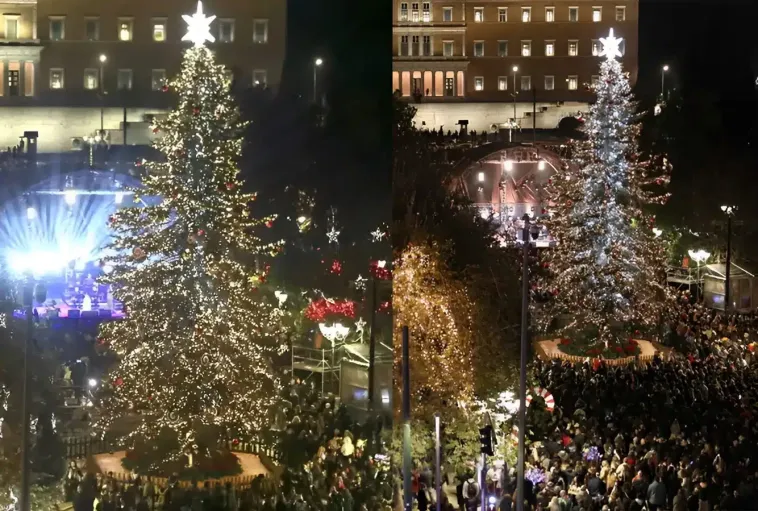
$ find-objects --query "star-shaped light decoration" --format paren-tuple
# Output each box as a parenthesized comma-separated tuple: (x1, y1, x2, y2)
(354, 275, 368, 291)
(182, 1, 216, 47)
(355, 318, 367, 339)
(598, 28, 623, 61)
(326, 227, 341, 244)
(370, 227, 386, 242)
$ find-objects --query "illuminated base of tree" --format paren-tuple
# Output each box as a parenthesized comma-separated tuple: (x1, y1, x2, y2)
(555, 336, 642, 359)
(120, 442, 243, 479)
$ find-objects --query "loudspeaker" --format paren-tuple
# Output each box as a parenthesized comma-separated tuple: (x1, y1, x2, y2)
(98, 309, 113, 318)
(81, 310, 99, 318)
(68, 309, 81, 319)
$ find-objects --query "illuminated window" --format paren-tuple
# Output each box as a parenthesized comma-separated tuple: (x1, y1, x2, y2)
(442, 7, 453, 21)
(474, 7, 484, 22)
(253, 19, 268, 43)
(49, 68, 64, 89)
(443, 40, 453, 56)
(545, 75, 554, 90)
(498, 76, 507, 90)
(118, 19, 133, 41)
(498, 7, 507, 22)
(568, 7, 578, 21)
(83, 68, 98, 90)
(5, 16, 18, 40)
(522, 7, 531, 22)
(422, 2, 431, 21)
(498, 40, 508, 57)
(151, 69, 166, 90)
(218, 19, 234, 42)
(223, 69, 233, 87)
(117, 69, 132, 90)
(411, 3, 419, 21)
(616, 6, 626, 21)
(49, 17, 65, 40)
(567, 75, 578, 90)
(400, 3, 408, 21)
(568, 40, 578, 56)
(474, 41, 484, 57)
(520, 76, 531, 90)
(521, 40, 531, 57)
(545, 7, 555, 22)
(253, 69, 267, 87)
(85, 18, 99, 41)
(592, 7, 602, 21)
(152, 19, 166, 42)
(591, 75, 599, 84)
(545, 40, 555, 56)
(592, 40, 601, 56)
(474, 76, 483, 91)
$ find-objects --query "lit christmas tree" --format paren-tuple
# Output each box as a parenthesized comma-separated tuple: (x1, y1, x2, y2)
(538, 29, 671, 347)
(96, 2, 285, 473)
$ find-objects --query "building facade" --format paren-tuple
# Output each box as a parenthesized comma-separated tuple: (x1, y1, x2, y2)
(393, 0, 638, 129)
(0, 0, 285, 151)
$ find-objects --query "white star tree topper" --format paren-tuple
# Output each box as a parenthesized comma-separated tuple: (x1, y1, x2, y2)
(599, 28, 623, 61)
(182, 1, 216, 47)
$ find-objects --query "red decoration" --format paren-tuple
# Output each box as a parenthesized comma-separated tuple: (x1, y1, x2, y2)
(108, 215, 116, 224)
(329, 260, 343, 275)
(226, 182, 235, 191)
(369, 261, 392, 280)
(152, 128, 159, 134)
(541, 208, 547, 215)
(97, 337, 107, 345)
(304, 298, 357, 322)
(135, 160, 143, 167)
(265, 220, 274, 228)
(161, 84, 169, 92)
(197, 229, 205, 236)
(378, 301, 391, 313)
(193, 107, 200, 115)
(655, 178, 663, 185)
(114, 377, 124, 387)
(542, 262, 550, 268)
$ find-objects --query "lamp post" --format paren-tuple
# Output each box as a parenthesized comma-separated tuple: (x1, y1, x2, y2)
(687, 249, 710, 303)
(511, 65, 518, 142)
(313, 57, 323, 104)
(99, 54, 107, 133)
(661, 64, 669, 100)
(721, 205, 736, 312)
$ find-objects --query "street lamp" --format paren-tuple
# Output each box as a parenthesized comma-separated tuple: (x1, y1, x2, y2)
(98, 54, 107, 133)
(688, 249, 710, 302)
(720, 205, 737, 312)
(313, 57, 324, 104)
(661, 64, 669, 100)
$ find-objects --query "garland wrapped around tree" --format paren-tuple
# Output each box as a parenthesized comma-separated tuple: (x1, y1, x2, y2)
(537, 31, 672, 346)
(95, 44, 286, 475)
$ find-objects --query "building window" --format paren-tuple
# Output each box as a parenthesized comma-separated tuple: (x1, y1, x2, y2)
(444, 76, 454, 96)
(152, 19, 166, 42)
(422, 35, 431, 56)
(422, 2, 431, 21)
(474, 7, 484, 22)
(411, 35, 419, 55)
(592, 40, 601, 56)
(151, 69, 166, 90)
(545, 7, 555, 22)
(84, 68, 98, 90)
(411, 3, 419, 21)
(474, 76, 483, 91)
(49, 68, 64, 89)
(442, 7, 453, 21)
(442, 40, 453, 56)
(49, 18, 65, 41)
(400, 3, 408, 21)
(85, 18, 99, 41)
(223, 69, 234, 87)
(400, 35, 409, 56)
(619, 40, 626, 56)
(498, 76, 508, 90)
(521, 40, 531, 57)
(498, 7, 507, 22)
(117, 69, 133, 90)
(545, 41, 555, 56)
(568, 7, 579, 22)
(592, 7, 602, 22)
(545, 75, 555, 90)
(568, 40, 578, 56)
(616, 6, 626, 21)
(567, 75, 578, 90)
(498, 40, 508, 57)
(253, 69, 267, 87)
(521, 7, 531, 22)
(591, 75, 599, 85)
(5, 16, 18, 40)
(474, 41, 484, 57)
(520, 76, 531, 90)
(253, 19, 268, 43)
(218, 19, 234, 42)
(118, 19, 133, 41)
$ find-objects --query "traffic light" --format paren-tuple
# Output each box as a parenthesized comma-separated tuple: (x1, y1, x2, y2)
(479, 425, 494, 456)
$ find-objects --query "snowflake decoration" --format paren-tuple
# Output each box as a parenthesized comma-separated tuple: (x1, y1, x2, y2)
(326, 227, 341, 244)
(0, 313, 5, 329)
(599, 28, 623, 61)
(354, 275, 368, 291)
(371, 227, 386, 242)
(182, 1, 216, 47)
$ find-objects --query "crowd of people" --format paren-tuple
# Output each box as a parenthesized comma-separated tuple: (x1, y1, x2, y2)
(462, 292, 758, 511)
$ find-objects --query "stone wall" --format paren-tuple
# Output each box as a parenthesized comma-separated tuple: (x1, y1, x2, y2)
(0, 106, 167, 153)
(412, 101, 590, 132)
